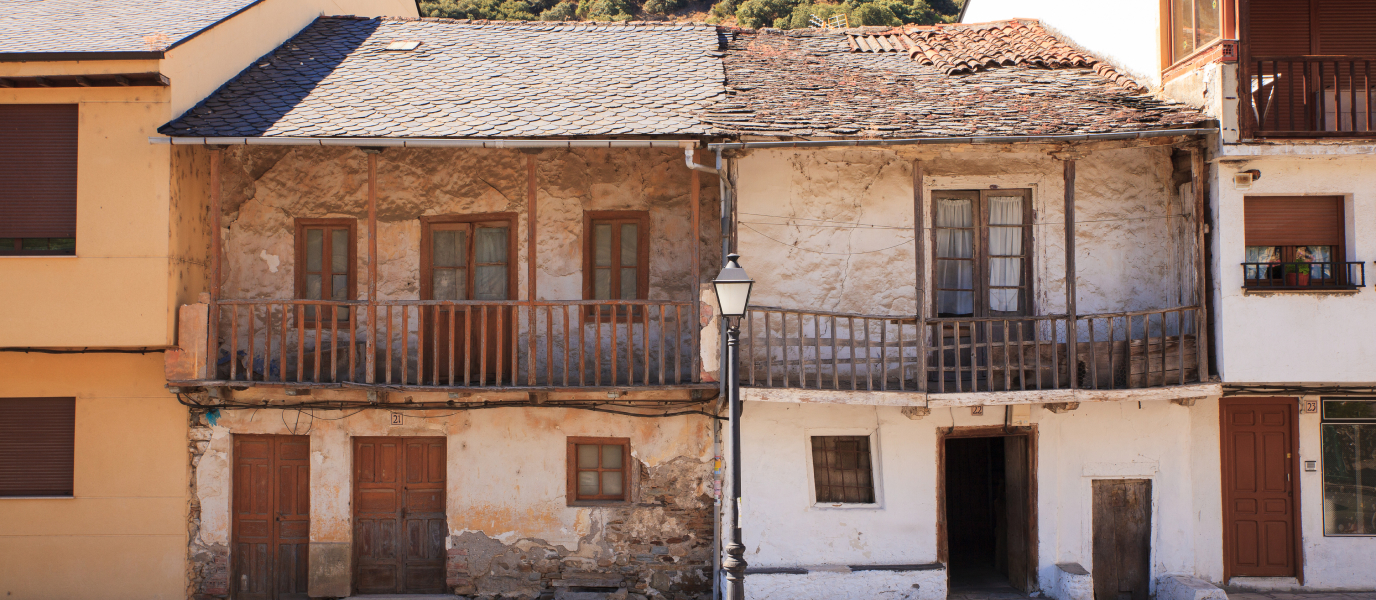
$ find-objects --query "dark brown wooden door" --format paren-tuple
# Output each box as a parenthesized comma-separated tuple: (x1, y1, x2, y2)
(1092, 479, 1151, 600)
(232, 435, 310, 600)
(1222, 398, 1299, 578)
(354, 437, 447, 594)
(1004, 436, 1032, 592)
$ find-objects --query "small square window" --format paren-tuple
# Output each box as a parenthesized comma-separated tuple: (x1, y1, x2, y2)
(568, 437, 629, 503)
(811, 435, 875, 504)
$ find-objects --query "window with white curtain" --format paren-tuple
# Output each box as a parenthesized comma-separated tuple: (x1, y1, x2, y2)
(931, 189, 1032, 317)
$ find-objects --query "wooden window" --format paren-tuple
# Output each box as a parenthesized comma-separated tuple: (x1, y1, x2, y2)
(1243, 196, 1345, 286)
(811, 435, 875, 504)
(1320, 399, 1376, 535)
(1166, 0, 1223, 64)
(931, 189, 1033, 318)
(420, 214, 516, 301)
(0, 398, 75, 497)
(584, 211, 649, 301)
(294, 218, 356, 321)
(0, 105, 77, 255)
(567, 437, 630, 503)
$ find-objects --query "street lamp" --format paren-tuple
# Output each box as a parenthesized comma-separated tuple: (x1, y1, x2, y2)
(712, 253, 753, 600)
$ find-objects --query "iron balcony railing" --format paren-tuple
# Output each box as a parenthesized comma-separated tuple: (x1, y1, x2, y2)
(1241, 261, 1366, 290)
(742, 305, 1205, 394)
(1243, 55, 1376, 138)
(208, 299, 700, 388)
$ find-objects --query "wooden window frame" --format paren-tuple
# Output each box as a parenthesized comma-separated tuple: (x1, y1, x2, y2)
(583, 211, 651, 303)
(566, 436, 631, 505)
(294, 218, 357, 323)
(929, 188, 1035, 318)
(809, 434, 878, 505)
(1160, 0, 1235, 71)
(419, 213, 519, 301)
(0, 397, 75, 497)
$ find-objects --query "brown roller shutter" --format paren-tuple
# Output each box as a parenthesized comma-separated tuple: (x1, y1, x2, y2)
(1247, 0, 1312, 56)
(0, 104, 78, 238)
(0, 398, 75, 497)
(1244, 196, 1344, 248)
(1317, 0, 1376, 56)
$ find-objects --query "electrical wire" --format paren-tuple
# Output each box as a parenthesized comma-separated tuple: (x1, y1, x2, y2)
(0, 347, 165, 354)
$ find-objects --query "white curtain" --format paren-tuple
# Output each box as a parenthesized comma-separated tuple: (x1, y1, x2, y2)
(474, 226, 508, 300)
(988, 196, 1023, 313)
(935, 198, 973, 315)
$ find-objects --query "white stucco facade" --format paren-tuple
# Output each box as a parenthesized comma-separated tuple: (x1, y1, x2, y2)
(737, 399, 1225, 597)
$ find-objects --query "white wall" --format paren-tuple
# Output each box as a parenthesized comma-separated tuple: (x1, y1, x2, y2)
(1211, 154, 1376, 383)
(739, 397, 1224, 592)
(1294, 396, 1376, 589)
(960, 0, 1162, 88)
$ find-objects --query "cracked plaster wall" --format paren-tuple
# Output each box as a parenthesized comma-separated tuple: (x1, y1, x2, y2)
(732, 146, 1195, 321)
(190, 406, 716, 598)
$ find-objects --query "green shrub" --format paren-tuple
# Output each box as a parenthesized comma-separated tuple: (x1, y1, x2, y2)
(644, 0, 685, 14)
(735, 0, 791, 28)
(784, 2, 844, 29)
(710, 0, 739, 18)
(850, 2, 898, 25)
(577, 0, 635, 19)
(539, 0, 579, 19)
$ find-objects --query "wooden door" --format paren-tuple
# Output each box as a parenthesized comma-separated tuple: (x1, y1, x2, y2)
(1222, 398, 1299, 578)
(1004, 436, 1032, 592)
(353, 437, 447, 594)
(420, 216, 515, 384)
(232, 435, 310, 600)
(1092, 479, 1151, 600)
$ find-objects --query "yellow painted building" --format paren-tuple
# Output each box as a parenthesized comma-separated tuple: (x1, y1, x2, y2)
(0, 1, 416, 598)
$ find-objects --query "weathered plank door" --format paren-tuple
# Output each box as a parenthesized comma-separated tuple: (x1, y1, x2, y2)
(354, 437, 447, 594)
(1222, 398, 1298, 577)
(1004, 435, 1032, 592)
(1092, 479, 1151, 600)
(232, 435, 310, 600)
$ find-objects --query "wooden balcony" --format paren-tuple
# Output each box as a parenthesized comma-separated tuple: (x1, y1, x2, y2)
(1242, 56, 1376, 138)
(169, 298, 708, 394)
(742, 305, 1206, 395)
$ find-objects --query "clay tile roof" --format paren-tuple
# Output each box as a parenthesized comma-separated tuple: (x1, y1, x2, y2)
(704, 27, 1210, 139)
(159, 17, 727, 139)
(848, 19, 1143, 93)
(0, 0, 262, 57)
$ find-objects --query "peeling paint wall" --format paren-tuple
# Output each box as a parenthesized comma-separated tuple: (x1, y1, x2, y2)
(189, 406, 716, 598)
(732, 146, 1196, 320)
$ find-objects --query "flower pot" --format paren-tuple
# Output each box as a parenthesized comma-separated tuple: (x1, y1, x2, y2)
(1285, 273, 1310, 287)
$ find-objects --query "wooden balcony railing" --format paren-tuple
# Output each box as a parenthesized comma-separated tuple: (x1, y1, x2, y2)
(1242, 261, 1366, 290)
(207, 299, 700, 388)
(1243, 56, 1376, 138)
(742, 305, 1205, 394)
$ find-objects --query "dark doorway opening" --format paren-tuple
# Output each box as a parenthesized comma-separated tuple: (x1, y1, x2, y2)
(943, 432, 1034, 594)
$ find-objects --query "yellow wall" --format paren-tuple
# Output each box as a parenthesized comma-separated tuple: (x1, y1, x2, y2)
(0, 353, 188, 600)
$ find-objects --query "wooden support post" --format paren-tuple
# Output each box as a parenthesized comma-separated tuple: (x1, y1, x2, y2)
(208, 148, 223, 378)
(691, 149, 703, 383)
(914, 159, 927, 393)
(527, 154, 537, 386)
(366, 151, 379, 384)
(1064, 159, 1079, 388)
(1190, 147, 1210, 383)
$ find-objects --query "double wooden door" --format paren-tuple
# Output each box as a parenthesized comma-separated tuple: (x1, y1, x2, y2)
(353, 437, 448, 594)
(1222, 398, 1300, 578)
(232, 435, 310, 600)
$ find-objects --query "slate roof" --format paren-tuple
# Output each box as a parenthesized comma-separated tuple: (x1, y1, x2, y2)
(0, 0, 261, 57)
(159, 17, 727, 138)
(704, 23, 1209, 138)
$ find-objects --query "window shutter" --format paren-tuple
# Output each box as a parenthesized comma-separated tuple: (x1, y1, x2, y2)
(1318, 0, 1376, 56)
(1246, 0, 1312, 56)
(1244, 196, 1343, 247)
(0, 398, 75, 496)
(0, 105, 78, 239)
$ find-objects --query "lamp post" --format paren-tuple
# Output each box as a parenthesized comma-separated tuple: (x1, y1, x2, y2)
(712, 253, 753, 600)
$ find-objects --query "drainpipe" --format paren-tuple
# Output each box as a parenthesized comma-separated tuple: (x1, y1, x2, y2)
(685, 145, 719, 174)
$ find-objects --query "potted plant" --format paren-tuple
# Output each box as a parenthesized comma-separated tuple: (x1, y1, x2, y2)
(1284, 262, 1311, 287)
